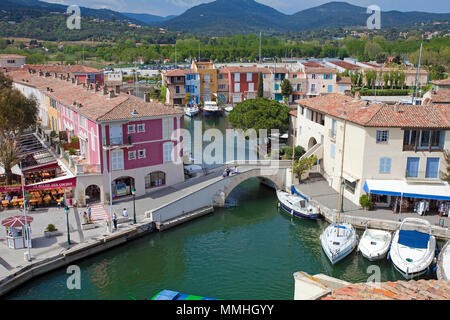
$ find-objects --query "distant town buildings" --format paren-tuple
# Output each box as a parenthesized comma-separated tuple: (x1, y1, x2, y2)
(0, 54, 26, 68)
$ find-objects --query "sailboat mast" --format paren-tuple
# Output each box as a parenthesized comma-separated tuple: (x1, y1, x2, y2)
(291, 128, 295, 190)
(337, 119, 347, 235)
(412, 41, 423, 105)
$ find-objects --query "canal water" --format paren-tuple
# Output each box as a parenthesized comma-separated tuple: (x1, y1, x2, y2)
(2, 114, 434, 300)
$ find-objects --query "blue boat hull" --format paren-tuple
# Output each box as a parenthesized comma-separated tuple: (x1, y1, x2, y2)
(202, 110, 222, 117)
(279, 202, 321, 220)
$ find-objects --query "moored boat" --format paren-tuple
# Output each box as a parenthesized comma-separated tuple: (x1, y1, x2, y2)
(152, 289, 218, 300)
(389, 218, 436, 279)
(321, 222, 358, 264)
(202, 101, 221, 116)
(437, 241, 450, 280)
(184, 105, 199, 117)
(357, 224, 392, 261)
(277, 186, 321, 220)
(224, 106, 233, 112)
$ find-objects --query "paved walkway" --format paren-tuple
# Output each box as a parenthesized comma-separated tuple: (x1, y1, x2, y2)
(296, 178, 449, 228)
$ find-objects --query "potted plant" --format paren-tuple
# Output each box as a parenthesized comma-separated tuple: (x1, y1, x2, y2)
(44, 224, 61, 238)
(359, 194, 373, 211)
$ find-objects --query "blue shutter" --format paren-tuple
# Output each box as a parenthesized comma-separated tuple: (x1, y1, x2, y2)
(406, 157, 420, 178)
(425, 158, 440, 178)
(379, 158, 392, 173)
(328, 85, 333, 93)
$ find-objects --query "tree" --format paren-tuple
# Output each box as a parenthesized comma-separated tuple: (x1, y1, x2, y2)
(280, 146, 305, 160)
(228, 98, 290, 133)
(0, 88, 38, 139)
(442, 150, 450, 183)
(257, 72, 263, 98)
(293, 155, 318, 181)
(0, 72, 12, 90)
(0, 139, 22, 185)
(281, 78, 292, 103)
(364, 42, 382, 60)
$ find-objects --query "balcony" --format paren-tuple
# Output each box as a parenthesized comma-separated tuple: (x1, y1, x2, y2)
(61, 149, 101, 176)
(103, 135, 132, 150)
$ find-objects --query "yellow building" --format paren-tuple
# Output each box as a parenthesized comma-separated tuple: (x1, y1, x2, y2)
(47, 95, 60, 133)
(193, 61, 218, 103)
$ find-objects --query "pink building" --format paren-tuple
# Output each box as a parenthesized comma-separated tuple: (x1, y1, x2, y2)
(9, 68, 185, 205)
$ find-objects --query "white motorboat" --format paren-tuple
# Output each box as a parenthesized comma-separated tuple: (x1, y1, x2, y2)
(389, 218, 436, 279)
(202, 101, 221, 116)
(184, 164, 203, 176)
(437, 241, 450, 280)
(277, 187, 321, 220)
(224, 106, 233, 112)
(357, 223, 392, 261)
(321, 222, 358, 264)
(184, 106, 199, 117)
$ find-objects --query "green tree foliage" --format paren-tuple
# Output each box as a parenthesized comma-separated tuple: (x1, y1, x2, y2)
(0, 72, 12, 90)
(281, 78, 292, 102)
(257, 72, 264, 98)
(442, 150, 450, 183)
(228, 98, 290, 133)
(0, 85, 38, 139)
(0, 139, 22, 185)
(364, 70, 377, 88)
(293, 155, 318, 181)
(280, 146, 305, 160)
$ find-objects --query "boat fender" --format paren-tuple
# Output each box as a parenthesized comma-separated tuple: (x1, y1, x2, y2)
(426, 266, 430, 276)
(387, 251, 390, 261)
(277, 202, 280, 208)
(432, 265, 437, 273)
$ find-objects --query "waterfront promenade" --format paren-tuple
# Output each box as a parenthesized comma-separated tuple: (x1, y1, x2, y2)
(0, 167, 449, 297)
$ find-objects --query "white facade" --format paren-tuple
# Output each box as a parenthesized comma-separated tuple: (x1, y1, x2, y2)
(0, 55, 26, 68)
(295, 105, 450, 205)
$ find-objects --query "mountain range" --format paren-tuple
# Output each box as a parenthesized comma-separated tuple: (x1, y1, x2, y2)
(2, 0, 449, 35)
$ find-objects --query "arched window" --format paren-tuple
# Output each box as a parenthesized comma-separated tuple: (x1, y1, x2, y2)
(145, 171, 166, 189)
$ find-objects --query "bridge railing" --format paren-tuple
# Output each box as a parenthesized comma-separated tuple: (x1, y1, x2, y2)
(224, 160, 292, 168)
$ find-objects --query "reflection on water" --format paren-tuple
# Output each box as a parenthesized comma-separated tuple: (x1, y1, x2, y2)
(6, 178, 432, 300)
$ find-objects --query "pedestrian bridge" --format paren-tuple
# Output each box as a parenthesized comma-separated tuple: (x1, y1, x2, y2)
(146, 160, 294, 224)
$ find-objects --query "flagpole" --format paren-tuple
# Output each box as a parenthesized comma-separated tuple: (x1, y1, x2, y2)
(20, 161, 31, 261)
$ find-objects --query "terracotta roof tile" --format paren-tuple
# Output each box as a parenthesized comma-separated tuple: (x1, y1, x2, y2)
(304, 67, 337, 74)
(0, 54, 26, 59)
(296, 94, 450, 128)
(431, 78, 450, 86)
(328, 61, 361, 70)
(225, 66, 271, 74)
(163, 69, 189, 77)
(322, 280, 450, 300)
(7, 69, 183, 123)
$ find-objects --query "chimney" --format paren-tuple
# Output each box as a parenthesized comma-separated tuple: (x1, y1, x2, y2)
(103, 85, 108, 95)
(39, 70, 44, 77)
(76, 78, 80, 85)
(354, 91, 361, 100)
(394, 103, 400, 113)
(115, 85, 120, 94)
(109, 90, 115, 99)
(71, 78, 75, 84)
(95, 83, 99, 92)
(54, 72, 58, 78)
(144, 92, 151, 102)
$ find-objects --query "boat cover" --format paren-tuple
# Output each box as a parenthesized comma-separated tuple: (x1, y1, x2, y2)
(398, 230, 430, 249)
(291, 186, 309, 201)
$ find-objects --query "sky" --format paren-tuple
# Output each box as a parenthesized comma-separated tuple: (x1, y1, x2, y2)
(45, 0, 450, 16)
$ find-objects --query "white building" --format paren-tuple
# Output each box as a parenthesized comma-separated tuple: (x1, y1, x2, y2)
(0, 54, 26, 68)
(294, 94, 450, 208)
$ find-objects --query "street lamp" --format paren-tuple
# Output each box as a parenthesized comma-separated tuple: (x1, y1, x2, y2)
(64, 205, 71, 246)
(131, 187, 136, 224)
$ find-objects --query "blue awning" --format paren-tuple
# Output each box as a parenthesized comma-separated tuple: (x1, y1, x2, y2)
(364, 179, 450, 201)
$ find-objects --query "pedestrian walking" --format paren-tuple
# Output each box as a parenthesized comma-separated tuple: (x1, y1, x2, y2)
(234, 166, 239, 175)
(87, 204, 92, 223)
(123, 208, 128, 218)
(112, 212, 118, 230)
